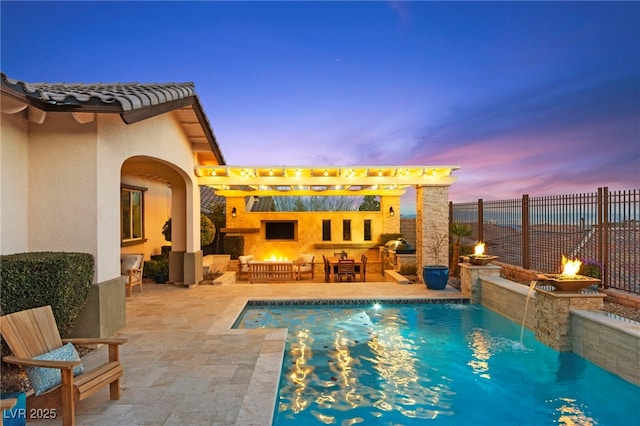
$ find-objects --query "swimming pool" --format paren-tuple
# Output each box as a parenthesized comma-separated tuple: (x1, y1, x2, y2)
(234, 301, 639, 425)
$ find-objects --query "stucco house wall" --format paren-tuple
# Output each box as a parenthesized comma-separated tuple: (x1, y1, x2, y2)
(27, 112, 99, 256)
(1, 110, 201, 284)
(95, 113, 201, 283)
(1, 112, 29, 254)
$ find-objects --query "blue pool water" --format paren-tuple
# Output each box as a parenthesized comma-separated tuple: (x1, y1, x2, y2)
(234, 302, 639, 425)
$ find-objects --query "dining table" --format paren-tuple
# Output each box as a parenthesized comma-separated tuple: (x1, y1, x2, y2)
(327, 256, 364, 282)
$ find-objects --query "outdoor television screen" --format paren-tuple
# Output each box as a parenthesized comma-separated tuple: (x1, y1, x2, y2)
(264, 221, 296, 240)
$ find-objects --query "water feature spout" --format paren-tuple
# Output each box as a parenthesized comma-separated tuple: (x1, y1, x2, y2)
(519, 280, 538, 347)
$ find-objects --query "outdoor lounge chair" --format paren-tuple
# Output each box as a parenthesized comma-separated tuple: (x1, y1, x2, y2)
(121, 253, 143, 297)
(295, 254, 315, 280)
(0, 305, 127, 426)
(238, 255, 254, 280)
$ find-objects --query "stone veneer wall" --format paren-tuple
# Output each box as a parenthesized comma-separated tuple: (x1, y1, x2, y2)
(416, 186, 449, 274)
(571, 310, 640, 385)
(534, 289, 604, 352)
(479, 276, 537, 331)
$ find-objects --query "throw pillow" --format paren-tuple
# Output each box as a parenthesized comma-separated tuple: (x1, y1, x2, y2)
(25, 343, 85, 396)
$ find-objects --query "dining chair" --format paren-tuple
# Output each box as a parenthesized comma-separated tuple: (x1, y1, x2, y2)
(359, 254, 368, 282)
(337, 259, 356, 282)
(322, 255, 331, 283)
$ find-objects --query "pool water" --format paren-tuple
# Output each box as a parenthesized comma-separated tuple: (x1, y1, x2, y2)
(234, 303, 639, 425)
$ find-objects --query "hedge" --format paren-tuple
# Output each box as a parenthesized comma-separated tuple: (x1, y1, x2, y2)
(1, 252, 94, 339)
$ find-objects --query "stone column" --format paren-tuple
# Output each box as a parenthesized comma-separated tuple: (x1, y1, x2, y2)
(416, 186, 449, 280)
(534, 288, 605, 351)
(460, 263, 501, 304)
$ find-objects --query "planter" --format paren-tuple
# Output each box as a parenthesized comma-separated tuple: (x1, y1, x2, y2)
(423, 265, 449, 290)
(155, 273, 167, 284)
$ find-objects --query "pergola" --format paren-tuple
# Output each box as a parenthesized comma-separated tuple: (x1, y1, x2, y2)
(197, 164, 461, 273)
(196, 165, 459, 196)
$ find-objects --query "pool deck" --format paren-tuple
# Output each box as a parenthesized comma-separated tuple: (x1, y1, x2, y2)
(31, 280, 461, 425)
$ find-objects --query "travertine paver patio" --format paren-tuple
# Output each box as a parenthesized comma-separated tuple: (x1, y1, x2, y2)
(31, 279, 460, 425)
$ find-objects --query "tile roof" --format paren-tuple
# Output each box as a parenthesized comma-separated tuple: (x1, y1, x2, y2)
(1, 72, 225, 165)
(200, 185, 218, 213)
(1, 72, 195, 112)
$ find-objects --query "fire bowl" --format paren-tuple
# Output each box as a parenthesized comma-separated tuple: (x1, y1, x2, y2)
(538, 274, 601, 292)
(468, 255, 499, 266)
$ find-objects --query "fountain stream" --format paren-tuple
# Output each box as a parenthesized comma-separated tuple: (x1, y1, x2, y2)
(519, 280, 538, 347)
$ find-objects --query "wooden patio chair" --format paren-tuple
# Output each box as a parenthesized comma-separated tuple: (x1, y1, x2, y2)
(322, 255, 331, 283)
(238, 255, 254, 281)
(121, 253, 143, 297)
(295, 254, 315, 280)
(358, 254, 368, 282)
(337, 259, 356, 282)
(0, 305, 127, 426)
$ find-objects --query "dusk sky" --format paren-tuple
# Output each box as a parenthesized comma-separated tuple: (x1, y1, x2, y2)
(2, 1, 638, 213)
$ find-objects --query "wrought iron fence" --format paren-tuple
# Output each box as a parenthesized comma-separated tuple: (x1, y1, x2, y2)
(450, 187, 639, 294)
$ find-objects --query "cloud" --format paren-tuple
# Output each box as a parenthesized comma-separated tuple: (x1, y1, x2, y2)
(395, 72, 639, 201)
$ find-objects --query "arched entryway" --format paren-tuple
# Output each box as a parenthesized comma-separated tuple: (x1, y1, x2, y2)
(121, 155, 204, 286)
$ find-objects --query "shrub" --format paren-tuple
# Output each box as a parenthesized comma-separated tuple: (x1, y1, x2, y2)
(144, 258, 169, 279)
(224, 235, 244, 260)
(162, 214, 216, 247)
(399, 264, 417, 276)
(200, 215, 216, 246)
(1, 252, 94, 355)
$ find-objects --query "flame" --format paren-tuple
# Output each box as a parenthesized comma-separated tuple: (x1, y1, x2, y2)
(265, 254, 289, 262)
(561, 255, 582, 276)
(474, 242, 485, 256)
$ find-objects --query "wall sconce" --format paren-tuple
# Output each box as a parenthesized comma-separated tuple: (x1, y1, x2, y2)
(389, 207, 395, 216)
(231, 207, 237, 217)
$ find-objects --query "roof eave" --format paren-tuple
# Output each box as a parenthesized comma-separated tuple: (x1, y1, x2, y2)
(1, 76, 226, 166)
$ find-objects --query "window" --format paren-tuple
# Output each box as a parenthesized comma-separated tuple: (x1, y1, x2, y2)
(364, 219, 372, 241)
(264, 221, 297, 240)
(121, 185, 146, 243)
(322, 220, 331, 241)
(342, 219, 351, 241)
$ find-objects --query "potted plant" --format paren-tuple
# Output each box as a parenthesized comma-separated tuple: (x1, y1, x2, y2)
(422, 226, 449, 290)
(144, 259, 169, 284)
